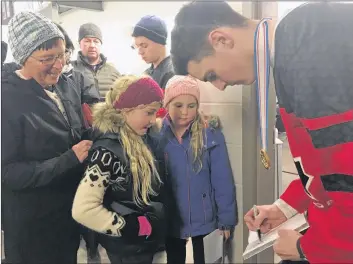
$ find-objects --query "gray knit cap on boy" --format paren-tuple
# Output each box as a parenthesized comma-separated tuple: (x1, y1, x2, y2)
(78, 23, 103, 43)
(8, 11, 64, 65)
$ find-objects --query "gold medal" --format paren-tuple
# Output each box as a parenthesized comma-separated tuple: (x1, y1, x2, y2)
(255, 19, 272, 171)
(260, 149, 270, 169)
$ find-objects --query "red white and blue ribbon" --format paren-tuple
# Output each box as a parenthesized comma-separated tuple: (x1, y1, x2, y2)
(254, 18, 271, 169)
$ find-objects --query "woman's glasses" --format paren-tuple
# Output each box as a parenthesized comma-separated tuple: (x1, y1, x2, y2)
(31, 51, 70, 66)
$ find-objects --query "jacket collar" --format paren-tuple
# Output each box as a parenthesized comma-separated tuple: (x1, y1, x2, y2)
(5, 71, 68, 96)
(149, 56, 171, 71)
(161, 115, 193, 140)
(77, 51, 107, 69)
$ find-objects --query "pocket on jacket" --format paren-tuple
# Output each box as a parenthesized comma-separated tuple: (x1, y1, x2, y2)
(201, 192, 214, 224)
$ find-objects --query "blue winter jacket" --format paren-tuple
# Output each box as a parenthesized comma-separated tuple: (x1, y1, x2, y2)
(160, 118, 238, 239)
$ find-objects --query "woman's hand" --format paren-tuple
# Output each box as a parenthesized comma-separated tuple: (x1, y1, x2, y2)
(72, 140, 93, 162)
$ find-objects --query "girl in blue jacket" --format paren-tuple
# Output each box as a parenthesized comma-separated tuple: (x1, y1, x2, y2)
(160, 75, 238, 264)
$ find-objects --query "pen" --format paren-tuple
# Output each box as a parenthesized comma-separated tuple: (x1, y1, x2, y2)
(253, 205, 262, 241)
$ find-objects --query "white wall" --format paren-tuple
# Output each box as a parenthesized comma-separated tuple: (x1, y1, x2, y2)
(277, 1, 306, 19)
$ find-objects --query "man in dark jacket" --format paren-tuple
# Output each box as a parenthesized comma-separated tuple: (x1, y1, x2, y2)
(72, 23, 121, 100)
(170, 2, 353, 263)
(54, 22, 100, 106)
(132, 15, 174, 90)
(2, 11, 92, 264)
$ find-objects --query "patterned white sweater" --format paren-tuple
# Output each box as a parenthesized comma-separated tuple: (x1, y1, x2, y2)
(72, 147, 128, 236)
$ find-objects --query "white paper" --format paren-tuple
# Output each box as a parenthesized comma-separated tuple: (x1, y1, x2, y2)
(243, 213, 309, 260)
(248, 230, 260, 244)
(204, 230, 224, 263)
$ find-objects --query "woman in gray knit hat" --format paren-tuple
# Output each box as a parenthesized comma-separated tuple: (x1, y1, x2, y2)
(2, 11, 92, 264)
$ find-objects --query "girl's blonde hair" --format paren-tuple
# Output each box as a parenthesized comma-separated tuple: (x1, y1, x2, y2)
(92, 75, 162, 207)
(189, 111, 206, 173)
(166, 104, 206, 173)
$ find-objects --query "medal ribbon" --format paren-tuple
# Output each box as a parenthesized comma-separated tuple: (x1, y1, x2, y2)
(254, 18, 271, 167)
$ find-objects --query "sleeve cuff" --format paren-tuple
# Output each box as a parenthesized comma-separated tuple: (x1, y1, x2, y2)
(66, 149, 81, 166)
(218, 223, 234, 230)
(274, 198, 298, 219)
(297, 237, 307, 260)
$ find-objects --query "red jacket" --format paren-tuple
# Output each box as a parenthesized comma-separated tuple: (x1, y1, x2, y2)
(279, 108, 353, 263)
(273, 3, 353, 262)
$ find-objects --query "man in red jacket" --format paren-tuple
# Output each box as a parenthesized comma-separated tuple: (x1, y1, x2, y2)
(170, 1, 353, 263)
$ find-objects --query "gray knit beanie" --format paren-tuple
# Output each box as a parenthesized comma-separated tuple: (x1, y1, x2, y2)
(8, 11, 64, 65)
(78, 23, 103, 43)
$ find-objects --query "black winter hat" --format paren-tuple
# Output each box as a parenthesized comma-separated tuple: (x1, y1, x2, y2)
(132, 15, 167, 45)
(79, 23, 103, 43)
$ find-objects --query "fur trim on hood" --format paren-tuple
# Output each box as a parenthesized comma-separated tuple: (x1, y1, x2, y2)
(92, 103, 124, 133)
(92, 102, 222, 135)
(202, 113, 221, 130)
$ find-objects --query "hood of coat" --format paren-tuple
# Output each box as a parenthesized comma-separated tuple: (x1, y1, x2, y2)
(92, 102, 122, 134)
(92, 102, 163, 145)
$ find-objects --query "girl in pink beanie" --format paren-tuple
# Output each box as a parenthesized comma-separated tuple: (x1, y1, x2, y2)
(160, 75, 238, 264)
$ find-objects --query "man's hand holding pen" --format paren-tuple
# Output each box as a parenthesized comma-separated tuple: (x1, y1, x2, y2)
(252, 205, 262, 241)
(244, 204, 304, 260)
(244, 204, 287, 234)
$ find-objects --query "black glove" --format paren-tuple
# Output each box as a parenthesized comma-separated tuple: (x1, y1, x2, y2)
(144, 203, 166, 242)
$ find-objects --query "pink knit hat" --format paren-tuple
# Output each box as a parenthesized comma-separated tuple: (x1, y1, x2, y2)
(164, 75, 200, 107)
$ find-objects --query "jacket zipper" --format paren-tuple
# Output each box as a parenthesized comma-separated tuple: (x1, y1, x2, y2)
(202, 193, 207, 224)
(91, 68, 101, 99)
(185, 148, 192, 237)
(78, 56, 102, 98)
(84, 58, 103, 98)
(169, 127, 192, 238)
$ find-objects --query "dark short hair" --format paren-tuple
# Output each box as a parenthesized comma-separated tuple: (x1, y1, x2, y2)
(54, 22, 75, 51)
(28, 24, 72, 65)
(34, 37, 63, 52)
(171, 0, 248, 75)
